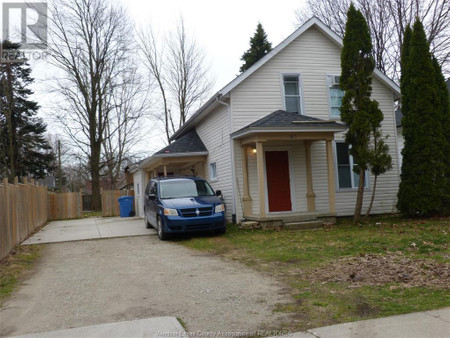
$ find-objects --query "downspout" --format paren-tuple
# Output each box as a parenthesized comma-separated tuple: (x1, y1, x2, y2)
(216, 95, 237, 223)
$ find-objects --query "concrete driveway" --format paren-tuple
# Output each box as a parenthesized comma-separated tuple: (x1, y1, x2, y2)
(22, 217, 155, 245)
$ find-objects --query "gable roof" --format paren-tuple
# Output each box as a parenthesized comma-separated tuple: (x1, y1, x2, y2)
(155, 129, 207, 155)
(170, 17, 401, 142)
(231, 110, 347, 138)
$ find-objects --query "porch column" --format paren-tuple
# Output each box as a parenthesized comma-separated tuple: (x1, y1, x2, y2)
(163, 165, 167, 176)
(325, 140, 336, 213)
(241, 145, 252, 217)
(304, 141, 316, 211)
(256, 141, 266, 217)
(153, 169, 157, 178)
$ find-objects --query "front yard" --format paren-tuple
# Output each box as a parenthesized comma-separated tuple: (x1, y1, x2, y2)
(180, 215, 450, 331)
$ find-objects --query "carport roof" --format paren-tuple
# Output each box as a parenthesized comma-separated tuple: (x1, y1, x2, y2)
(155, 129, 207, 155)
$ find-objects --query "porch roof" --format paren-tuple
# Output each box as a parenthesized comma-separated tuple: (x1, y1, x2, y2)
(231, 110, 347, 139)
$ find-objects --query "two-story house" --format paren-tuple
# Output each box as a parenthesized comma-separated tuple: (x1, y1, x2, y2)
(130, 17, 401, 226)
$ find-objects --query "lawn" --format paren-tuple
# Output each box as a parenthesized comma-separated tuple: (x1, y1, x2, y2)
(0, 245, 42, 306)
(179, 215, 450, 331)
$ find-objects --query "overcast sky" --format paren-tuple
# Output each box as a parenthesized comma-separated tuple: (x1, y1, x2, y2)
(3, 0, 308, 156)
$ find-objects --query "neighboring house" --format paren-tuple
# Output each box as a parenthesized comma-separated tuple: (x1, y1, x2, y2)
(130, 17, 401, 225)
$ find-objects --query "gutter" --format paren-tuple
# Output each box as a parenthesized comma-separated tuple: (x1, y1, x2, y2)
(215, 95, 237, 222)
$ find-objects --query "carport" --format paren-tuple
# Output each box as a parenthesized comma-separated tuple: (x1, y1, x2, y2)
(130, 129, 209, 217)
(139, 129, 208, 179)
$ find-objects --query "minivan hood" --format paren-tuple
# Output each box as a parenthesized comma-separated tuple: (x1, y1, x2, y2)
(161, 196, 221, 209)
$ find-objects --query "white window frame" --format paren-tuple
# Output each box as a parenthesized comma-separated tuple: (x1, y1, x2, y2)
(334, 141, 369, 190)
(326, 74, 345, 119)
(209, 162, 217, 181)
(281, 73, 304, 114)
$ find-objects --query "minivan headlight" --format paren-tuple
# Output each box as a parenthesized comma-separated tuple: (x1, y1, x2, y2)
(164, 208, 178, 216)
(215, 204, 225, 213)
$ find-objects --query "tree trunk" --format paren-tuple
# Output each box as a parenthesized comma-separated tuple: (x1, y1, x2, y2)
(353, 168, 366, 224)
(364, 175, 378, 221)
(90, 143, 102, 211)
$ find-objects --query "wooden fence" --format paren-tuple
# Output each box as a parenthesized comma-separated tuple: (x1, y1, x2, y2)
(0, 177, 82, 260)
(48, 191, 83, 220)
(101, 189, 134, 217)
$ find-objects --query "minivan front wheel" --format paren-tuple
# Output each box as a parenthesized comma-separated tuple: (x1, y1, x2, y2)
(157, 216, 169, 240)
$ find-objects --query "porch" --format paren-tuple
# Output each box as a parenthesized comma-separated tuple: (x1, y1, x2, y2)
(232, 110, 347, 227)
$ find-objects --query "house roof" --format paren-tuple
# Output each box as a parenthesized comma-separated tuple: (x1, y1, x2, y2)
(231, 110, 347, 138)
(170, 16, 401, 141)
(155, 129, 207, 155)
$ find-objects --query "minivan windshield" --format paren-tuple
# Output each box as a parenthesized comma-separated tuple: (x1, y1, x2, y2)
(159, 179, 215, 199)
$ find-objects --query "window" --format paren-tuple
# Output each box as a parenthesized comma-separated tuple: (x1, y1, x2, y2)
(283, 75, 301, 113)
(209, 162, 217, 180)
(335, 142, 368, 189)
(328, 75, 345, 118)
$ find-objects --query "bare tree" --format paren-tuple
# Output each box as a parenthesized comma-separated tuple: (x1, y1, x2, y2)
(138, 18, 214, 144)
(297, 0, 450, 81)
(102, 63, 149, 187)
(46, 0, 133, 210)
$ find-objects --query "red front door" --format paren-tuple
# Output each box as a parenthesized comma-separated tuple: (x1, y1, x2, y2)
(265, 151, 292, 212)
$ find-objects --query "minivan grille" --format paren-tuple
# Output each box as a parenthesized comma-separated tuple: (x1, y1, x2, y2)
(179, 206, 213, 217)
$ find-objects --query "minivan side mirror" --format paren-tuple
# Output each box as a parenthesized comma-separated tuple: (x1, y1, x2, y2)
(215, 190, 222, 196)
(148, 194, 156, 200)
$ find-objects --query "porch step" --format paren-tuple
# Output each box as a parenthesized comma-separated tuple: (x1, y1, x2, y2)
(283, 220, 323, 230)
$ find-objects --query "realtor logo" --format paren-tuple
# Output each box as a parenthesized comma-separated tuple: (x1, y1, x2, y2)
(2, 2, 47, 49)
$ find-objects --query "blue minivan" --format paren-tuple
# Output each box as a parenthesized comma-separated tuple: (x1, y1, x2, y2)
(143, 176, 226, 240)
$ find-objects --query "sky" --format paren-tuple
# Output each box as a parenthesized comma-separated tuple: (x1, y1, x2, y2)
(2, 0, 308, 157)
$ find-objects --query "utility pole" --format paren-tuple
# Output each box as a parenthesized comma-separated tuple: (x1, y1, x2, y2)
(4, 63, 16, 179)
(58, 140, 62, 191)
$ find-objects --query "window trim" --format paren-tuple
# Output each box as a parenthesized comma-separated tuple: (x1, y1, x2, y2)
(333, 141, 370, 191)
(280, 73, 304, 114)
(326, 74, 345, 120)
(209, 162, 217, 181)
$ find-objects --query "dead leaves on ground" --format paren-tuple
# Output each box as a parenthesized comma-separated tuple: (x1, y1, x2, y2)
(306, 253, 449, 289)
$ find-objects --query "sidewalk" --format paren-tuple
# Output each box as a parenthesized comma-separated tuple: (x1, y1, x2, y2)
(12, 317, 184, 338)
(10, 308, 450, 337)
(291, 307, 450, 338)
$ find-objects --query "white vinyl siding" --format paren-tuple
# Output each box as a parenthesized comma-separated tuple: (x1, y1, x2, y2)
(196, 104, 234, 220)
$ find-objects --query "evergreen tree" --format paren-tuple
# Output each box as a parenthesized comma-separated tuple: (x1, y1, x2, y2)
(240, 23, 272, 73)
(397, 20, 447, 216)
(431, 57, 450, 213)
(0, 41, 55, 180)
(340, 4, 383, 223)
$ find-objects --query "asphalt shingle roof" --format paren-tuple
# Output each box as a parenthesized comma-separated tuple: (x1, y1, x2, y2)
(155, 129, 207, 155)
(235, 110, 345, 133)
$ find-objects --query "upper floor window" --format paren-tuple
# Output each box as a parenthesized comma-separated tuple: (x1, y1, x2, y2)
(283, 75, 302, 113)
(328, 75, 345, 118)
(209, 162, 217, 180)
(335, 142, 368, 189)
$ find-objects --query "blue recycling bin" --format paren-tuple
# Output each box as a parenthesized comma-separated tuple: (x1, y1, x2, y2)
(118, 196, 134, 217)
